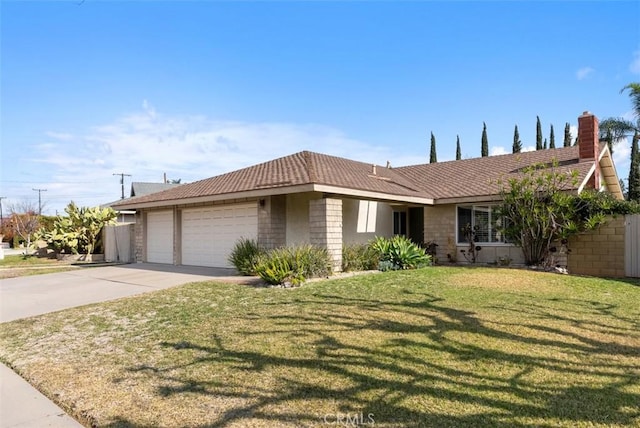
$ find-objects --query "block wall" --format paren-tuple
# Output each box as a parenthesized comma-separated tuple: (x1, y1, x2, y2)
(568, 216, 625, 277)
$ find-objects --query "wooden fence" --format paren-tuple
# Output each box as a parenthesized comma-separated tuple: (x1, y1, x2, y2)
(625, 214, 640, 278)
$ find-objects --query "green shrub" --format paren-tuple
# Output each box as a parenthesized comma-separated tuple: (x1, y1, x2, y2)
(275, 245, 332, 279)
(371, 236, 431, 270)
(342, 243, 379, 272)
(254, 254, 304, 286)
(254, 244, 332, 286)
(228, 238, 265, 275)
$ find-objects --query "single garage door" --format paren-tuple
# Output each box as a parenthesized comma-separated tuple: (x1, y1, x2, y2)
(147, 210, 174, 264)
(182, 203, 258, 268)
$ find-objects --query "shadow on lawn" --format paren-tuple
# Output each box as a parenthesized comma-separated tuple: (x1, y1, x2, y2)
(113, 290, 640, 428)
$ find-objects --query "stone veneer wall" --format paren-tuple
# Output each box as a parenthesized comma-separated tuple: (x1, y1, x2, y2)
(309, 198, 343, 272)
(424, 205, 456, 263)
(258, 195, 286, 250)
(567, 216, 625, 277)
(134, 211, 144, 262)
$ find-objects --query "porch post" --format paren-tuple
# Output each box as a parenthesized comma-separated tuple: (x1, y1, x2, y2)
(309, 198, 343, 272)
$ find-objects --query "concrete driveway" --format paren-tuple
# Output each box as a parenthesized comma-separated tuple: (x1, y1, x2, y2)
(0, 263, 256, 323)
(0, 263, 258, 427)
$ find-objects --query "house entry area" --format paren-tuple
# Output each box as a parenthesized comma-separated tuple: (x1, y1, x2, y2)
(393, 207, 424, 245)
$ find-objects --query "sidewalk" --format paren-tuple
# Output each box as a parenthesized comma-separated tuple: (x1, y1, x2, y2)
(0, 363, 83, 427)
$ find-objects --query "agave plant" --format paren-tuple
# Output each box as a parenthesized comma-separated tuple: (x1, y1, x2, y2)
(370, 235, 431, 270)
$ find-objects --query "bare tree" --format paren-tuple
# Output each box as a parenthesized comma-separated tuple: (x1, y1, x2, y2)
(9, 201, 40, 254)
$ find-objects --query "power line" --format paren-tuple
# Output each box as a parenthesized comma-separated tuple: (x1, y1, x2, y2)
(113, 173, 132, 199)
(32, 188, 47, 215)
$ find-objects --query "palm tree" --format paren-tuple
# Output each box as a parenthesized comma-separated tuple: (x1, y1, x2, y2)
(622, 82, 640, 118)
(598, 82, 640, 153)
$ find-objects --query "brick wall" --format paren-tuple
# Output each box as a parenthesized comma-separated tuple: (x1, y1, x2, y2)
(309, 198, 343, 272)
(567, 216, 625, 277)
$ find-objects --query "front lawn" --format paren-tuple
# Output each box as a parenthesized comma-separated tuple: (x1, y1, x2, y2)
(0, 267, 639, 427)
(0, 254, 79, 279)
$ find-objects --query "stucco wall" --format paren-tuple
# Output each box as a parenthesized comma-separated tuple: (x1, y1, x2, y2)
(342, 199, 393, 244)
(568, 216, 625, 277)
(285, 193, 322, 245)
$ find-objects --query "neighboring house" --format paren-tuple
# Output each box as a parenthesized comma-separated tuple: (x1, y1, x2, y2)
(112, 112, 623, 270)
(106, 182, 182, 223)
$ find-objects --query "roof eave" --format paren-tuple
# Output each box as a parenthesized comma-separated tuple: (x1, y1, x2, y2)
(113, 183, 435, 209)
(113, 184, 317, 209)
(312, 184, 434, 205)
(433, 194, 504, 205)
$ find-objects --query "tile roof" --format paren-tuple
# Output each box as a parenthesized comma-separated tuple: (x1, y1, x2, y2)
(396, 146, 591, 200)
(113, 151, 428, 207)
(112, 147, 596, 208)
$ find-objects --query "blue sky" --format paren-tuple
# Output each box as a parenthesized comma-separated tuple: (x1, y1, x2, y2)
(1, 1, 639, 215)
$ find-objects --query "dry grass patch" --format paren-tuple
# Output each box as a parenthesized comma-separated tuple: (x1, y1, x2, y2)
(0, 267, 639, 427)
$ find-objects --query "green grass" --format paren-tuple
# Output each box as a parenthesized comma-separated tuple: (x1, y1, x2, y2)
(0, 254, 58, 267)
(0, 254, 78, 278)
(0, 267, 639, 427)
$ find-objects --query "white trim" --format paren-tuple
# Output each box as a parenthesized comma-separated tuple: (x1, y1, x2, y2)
(577, 163, 597, 194)
(312, 184, 434, 205)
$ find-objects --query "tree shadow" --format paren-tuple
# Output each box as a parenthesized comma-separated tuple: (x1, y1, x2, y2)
(110, 289, 640, 427)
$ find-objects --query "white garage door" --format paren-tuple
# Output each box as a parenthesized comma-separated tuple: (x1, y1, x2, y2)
(147, 210, 174, 264)
(182, 203, 258, 268)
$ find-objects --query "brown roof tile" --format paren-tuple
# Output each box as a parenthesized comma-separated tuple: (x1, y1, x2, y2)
(396, 146, 591, 200)
(112, 151, 428, 207)
(113, 147, 595, 207)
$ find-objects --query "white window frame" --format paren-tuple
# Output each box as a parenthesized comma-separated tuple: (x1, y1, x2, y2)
(456, 204, 511, 246)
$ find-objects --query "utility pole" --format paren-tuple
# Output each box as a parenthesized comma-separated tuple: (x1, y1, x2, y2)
(32, 188, 47, 215)
(0, 197, 5, 227)
(113, 173, 132, 199)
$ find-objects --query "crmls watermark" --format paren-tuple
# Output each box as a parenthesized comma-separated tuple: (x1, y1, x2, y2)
(322, 412, 375, 426)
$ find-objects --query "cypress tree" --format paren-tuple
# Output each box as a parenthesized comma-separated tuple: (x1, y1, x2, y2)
(429, 132, 437, 163)
(549, 124, 556, 149)
(456, 135, 461, 160)
(512, 125, 522, 153)
(536, 116, 543, 150)
(481, 122, 488, 157)
(563, 122, 572, 147)
(629, 131, 640, 202)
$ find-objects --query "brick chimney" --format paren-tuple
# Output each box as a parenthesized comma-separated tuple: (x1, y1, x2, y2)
(577, 111, 600, 190)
